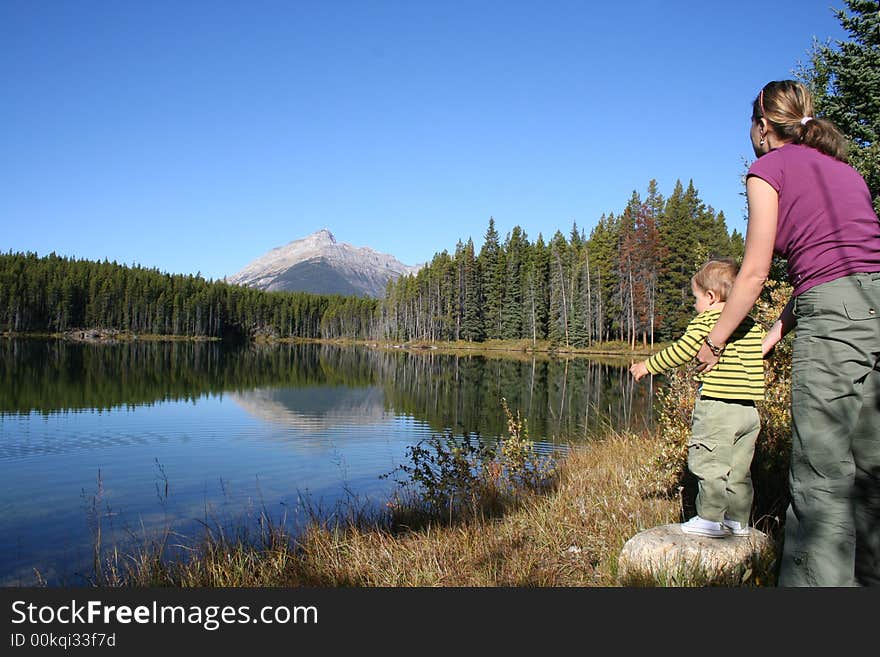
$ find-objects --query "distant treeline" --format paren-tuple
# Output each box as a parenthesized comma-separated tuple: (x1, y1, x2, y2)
(0, 251, 378, 339)
(1, 179, 743, 345)
(380, 179, 744, 346)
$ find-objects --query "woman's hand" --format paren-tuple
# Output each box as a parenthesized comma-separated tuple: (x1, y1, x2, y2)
(695, 342, 720, 373)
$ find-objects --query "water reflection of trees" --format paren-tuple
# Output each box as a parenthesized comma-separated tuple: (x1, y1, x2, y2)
(376, 351, 653, 442)
(0, 340, 377, 415)
(0, 340, 653, 439)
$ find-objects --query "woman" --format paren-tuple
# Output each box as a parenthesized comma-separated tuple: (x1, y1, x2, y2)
(696, 80, 880, 586)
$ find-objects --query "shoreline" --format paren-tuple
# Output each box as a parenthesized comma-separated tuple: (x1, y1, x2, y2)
(1, 331, 661, 357)
(1, 329, 220, 344)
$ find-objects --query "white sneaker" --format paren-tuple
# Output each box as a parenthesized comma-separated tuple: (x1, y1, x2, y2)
(722, 517, 750, 536)
(680, 515, 728, 538)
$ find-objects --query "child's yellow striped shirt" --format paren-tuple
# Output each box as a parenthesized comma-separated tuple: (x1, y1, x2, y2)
(645, 308, 765, 401)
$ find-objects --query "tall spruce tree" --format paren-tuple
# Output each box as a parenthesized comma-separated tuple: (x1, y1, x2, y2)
(572, 244, 593, 347)
(798, 0, 880, 213)
(642, 180, 667, 343)
(501, 226, 528, 339)
(618, 191, 642, 346)
(462, 238, 483, 341)
(478, 217, 504, 340)
(453, 239, 466, 340)
(527, 234, 550, 342)
(658, 180, 703, 338)
(730, 228, 745, 261)
(568, 222, 587, 343)
(587, 213, 620, 343)
(711, 210, 732, 256)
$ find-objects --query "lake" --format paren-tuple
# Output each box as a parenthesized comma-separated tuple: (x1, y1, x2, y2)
(0, 338, 655, 585)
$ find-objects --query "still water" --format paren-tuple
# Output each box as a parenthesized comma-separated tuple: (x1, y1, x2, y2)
(0, 339, 654, 585)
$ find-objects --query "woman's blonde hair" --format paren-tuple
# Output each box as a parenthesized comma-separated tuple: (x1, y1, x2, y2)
(692, 258, 738, 302)
(752, 80, 849, 162)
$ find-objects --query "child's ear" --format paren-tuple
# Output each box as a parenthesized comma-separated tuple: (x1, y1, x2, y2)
(708, 290, 718, 304)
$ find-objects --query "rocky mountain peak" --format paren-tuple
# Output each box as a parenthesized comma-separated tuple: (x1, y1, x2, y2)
(226, 229, 421, 298)
(311, 228, 336, 245)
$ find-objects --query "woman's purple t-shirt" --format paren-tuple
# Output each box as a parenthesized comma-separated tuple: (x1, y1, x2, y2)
(747, 143, 880, 296)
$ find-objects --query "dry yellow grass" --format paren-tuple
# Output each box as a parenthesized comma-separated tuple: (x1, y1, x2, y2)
(312, 431, 678, 586)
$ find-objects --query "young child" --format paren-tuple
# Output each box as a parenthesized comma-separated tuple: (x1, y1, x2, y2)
(630, 258, 765, 537)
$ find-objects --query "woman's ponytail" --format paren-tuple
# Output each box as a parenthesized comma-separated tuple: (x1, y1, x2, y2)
(797, 116, 849, 163)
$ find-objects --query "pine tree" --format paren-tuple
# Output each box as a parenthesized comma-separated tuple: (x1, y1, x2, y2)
(567, 222, 587, 346)
(462, 239, 484, 342)
(657, 179, 718, 338)
(730, 229, 745, 261)
(587, 214, 620, 343)
(618, 191, 641, 347)
(478, 217, 504, 340)
(501, 226, 527, 339)
(453, 239, 466, 340)
(712, 210, 732, 256)
(622, 184, 667, 346)
(798, 0, 880, 213)
(572, 244, 592, 347)
(526, 234, 550, 343)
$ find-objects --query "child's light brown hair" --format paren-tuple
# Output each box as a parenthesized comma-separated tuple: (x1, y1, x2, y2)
(692, 257, 739, 301)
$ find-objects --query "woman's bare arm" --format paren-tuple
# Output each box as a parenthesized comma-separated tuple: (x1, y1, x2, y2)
(696, 176, 779, 371)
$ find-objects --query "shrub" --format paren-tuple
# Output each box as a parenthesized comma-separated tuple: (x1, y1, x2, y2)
(382, 398, 558, 522)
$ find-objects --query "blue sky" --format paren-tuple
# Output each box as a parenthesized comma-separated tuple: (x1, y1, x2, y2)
(1, 1, 849, 280)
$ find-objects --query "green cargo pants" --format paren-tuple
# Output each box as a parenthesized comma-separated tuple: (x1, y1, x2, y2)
(688, 396, 761, 525)
(779, 272, 880, 587)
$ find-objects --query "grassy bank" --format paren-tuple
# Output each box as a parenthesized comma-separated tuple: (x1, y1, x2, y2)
(278, 336, 665, 359)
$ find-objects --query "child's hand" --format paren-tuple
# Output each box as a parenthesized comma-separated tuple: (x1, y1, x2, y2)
(629, 361, 650, 381)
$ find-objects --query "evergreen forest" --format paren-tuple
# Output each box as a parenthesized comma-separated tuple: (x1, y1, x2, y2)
(1, 178, 742, 347)
(382, 179, 742, 346)
(0, 251, 378, 340)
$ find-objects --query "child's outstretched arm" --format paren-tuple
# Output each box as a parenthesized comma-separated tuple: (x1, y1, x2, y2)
(643, 314, 711, 375)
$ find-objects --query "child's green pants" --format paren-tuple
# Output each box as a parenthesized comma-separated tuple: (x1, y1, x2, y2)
(688, 396, 761, 526)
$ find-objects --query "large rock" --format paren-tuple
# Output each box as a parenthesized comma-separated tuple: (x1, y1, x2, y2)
(618, 524, 775, 586)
